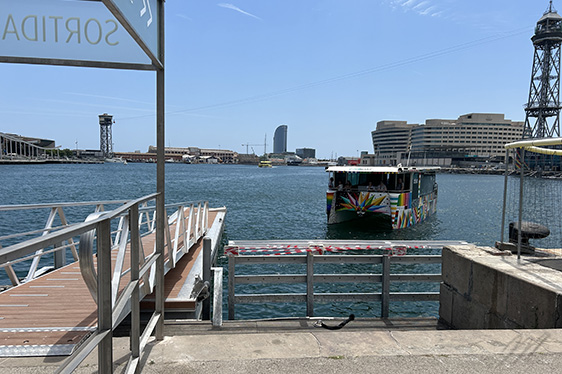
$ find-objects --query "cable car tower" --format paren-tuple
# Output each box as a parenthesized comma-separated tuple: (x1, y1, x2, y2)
(523, 1, 562, 139)
(99, 113, 114, 158)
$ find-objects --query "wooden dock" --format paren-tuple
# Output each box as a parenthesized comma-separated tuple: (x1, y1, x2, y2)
(0, 208, 226, 357)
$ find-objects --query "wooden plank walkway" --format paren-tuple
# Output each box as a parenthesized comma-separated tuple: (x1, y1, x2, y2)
(0, 208, 225, 357)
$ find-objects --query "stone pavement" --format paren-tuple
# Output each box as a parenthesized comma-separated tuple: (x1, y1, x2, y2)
(2, 318, 562, 373)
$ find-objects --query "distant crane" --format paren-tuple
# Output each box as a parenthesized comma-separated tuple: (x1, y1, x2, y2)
(242, 137, 268, 155)
(242, 143, 262, 155)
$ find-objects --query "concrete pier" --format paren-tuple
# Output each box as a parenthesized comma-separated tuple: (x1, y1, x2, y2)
(3, 319, 562, 373)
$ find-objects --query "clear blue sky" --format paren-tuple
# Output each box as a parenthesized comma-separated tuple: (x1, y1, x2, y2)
(0, 0, 551, 158)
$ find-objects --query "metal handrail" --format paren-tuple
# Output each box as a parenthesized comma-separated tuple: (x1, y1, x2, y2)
(0, 200, 130, 211)
(0, 199, 209, 286)
(0, 194, 210, 373)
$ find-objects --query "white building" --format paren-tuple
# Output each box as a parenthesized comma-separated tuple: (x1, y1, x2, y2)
(369, 113, 523, 166)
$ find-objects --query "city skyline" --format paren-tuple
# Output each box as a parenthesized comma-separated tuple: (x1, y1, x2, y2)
(0, 1, 548, 158)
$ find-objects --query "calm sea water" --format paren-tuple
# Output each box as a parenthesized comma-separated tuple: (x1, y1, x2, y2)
(0, 163, 510, 319)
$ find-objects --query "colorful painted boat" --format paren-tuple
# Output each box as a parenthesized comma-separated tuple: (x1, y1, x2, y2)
(326, 165, 438, 229)
(258, 160, 273, 168)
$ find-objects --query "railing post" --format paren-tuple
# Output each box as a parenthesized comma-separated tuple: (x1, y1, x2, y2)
(97, 219, 113, 374)
(212, 267, 223, 327)
(129, 205, 140, 371)
(204, 201, 209, 232)
(306, 252, 314, 317)
(228, 255, 235, 320)
(202, 237, 212, 320)
(381, 253, 390, 318)
(53, 243, 65, 269)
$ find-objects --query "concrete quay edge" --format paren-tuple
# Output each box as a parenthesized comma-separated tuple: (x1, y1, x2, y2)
(2, 318, 562, 373)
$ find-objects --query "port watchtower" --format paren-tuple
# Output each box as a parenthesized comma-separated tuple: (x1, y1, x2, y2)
(524, 1, 562, 139)
(99, 113, 114, 158)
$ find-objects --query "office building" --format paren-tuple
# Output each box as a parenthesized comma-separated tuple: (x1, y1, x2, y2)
(370, 121, 417, 165)
(273, 125, 288, 154)
(370, 113, 523, 166)
(147, 146, 238, 163)
(296, 148, 316, 159)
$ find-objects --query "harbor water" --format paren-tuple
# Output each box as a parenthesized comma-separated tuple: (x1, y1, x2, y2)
(0, 163, 511, 319)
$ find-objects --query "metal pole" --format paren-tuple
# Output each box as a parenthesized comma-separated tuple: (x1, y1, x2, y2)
(155, 0, 166, 341)
(53, 243, 65, 269)
(97, 219, 113, 374)
(212, 267, 223, 327)
(202, 237, 211, 320)
(500, 149, 510, 244)
(228, 256, 235, 320)
(381, 253, 390, 318)
(306, 252, 314, 317)
(518, 148, 525, 260)
(129, 204, 140, 371)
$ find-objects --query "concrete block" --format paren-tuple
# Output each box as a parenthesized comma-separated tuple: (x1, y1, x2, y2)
(450, 290, 490, 329)
(471, 261, 508, 316)
(438, 282, 454, 326)
(505, 274, 557, 328)
(486, 310, 522, 329)
(441, 246, 473, 297)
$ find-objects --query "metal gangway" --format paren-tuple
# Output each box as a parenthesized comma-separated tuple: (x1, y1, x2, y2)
(0, 195, 216, 373)
(225, 240, 468, 319)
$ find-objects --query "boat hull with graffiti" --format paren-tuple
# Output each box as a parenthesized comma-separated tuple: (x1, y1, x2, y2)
(326, 165, 438, 229)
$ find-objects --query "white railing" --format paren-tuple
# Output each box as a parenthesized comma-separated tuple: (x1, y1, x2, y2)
(0, 200, 129, 286)
(0, 196, 209, 373)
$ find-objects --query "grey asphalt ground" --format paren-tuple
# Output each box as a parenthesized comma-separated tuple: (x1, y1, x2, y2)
(2, 318, 562, 373)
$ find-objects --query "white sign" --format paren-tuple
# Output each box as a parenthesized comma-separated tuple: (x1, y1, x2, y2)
(105, 0, 159, 61)
(0, 0, 150, 66)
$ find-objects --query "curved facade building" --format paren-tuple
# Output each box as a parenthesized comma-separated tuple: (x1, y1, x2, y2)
(273, 125, 288, 154)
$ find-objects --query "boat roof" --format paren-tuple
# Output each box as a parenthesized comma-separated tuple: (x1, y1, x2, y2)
(325, 165, 440, 173)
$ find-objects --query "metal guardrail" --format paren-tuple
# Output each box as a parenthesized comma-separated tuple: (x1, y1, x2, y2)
(0, 200, 209, 287)
(0, 199, 130, 286)
(0, 195, 210, 373)
(226, 240, 466, 319)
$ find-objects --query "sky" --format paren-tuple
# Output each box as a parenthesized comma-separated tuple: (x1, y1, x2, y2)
(0, 0, 553, 159)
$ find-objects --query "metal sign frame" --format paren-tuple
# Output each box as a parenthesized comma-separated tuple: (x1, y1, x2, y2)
(0, 0, 160, 71)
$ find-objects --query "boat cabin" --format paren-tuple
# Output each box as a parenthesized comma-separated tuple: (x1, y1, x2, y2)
(325, 165, 439, 228)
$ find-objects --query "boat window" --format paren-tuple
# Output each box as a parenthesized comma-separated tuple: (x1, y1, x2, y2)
(420, 173, 436, 195)
(334, 172, 346, 188)
(387, 173, 409, 192)
(358, 173, 370, 186)
(403, 174, 411, 191)
(411, 173, 419, 199)
(348, 173, 360, 187)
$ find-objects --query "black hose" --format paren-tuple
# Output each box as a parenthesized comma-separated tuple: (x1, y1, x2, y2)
(317, 314, 355, 330)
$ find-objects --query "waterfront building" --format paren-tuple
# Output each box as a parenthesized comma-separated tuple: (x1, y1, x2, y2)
(296, 147, 316, 159)
(273, 125, 288, 154)
(369, 113, 523, 167)
(147, 146, 238, 163)
(370, 121, 417, 166)
(0, 132, 56, 159)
